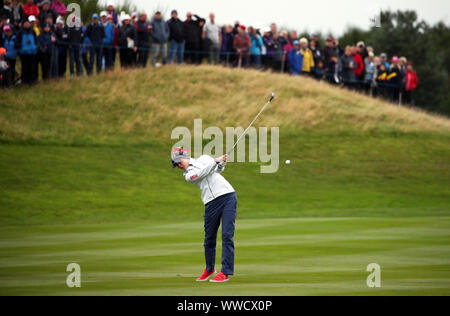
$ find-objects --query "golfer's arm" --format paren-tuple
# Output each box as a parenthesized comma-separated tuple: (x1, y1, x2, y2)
(185, 157, 217, 182)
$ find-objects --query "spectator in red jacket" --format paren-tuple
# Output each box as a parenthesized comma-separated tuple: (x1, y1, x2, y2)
(23, 0, 39, 19)
(233, 25, 251, 68)
(403, 61, 418, 105)
(351, 45, 364, 89)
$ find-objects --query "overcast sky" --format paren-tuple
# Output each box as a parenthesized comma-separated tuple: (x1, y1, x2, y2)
(120, 0, 449, 36)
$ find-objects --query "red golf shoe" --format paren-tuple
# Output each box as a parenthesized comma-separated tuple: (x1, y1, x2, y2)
(196, 269, 216, 282)
(210, 272, 229, 283)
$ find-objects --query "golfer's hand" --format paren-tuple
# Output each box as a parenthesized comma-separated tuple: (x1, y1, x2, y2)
(215, 154, 228, 164)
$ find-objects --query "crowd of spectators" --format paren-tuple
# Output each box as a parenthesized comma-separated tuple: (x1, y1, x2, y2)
(0, 1, 419, 105)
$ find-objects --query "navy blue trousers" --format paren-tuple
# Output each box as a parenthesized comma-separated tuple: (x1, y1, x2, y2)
(204, 192, 237, 275)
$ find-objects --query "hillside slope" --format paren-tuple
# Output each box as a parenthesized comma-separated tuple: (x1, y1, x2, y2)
(0, 65, 449, 225)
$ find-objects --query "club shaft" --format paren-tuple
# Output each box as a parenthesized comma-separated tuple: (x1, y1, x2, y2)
(227, 98, 273, 156)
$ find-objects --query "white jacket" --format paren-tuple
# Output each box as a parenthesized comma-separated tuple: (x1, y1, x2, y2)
(184, 155, 235, 205)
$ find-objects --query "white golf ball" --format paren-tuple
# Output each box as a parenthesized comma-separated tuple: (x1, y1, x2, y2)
(285, 160, 291, 165)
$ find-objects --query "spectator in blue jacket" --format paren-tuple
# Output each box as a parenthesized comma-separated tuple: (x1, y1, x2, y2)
(150, 11, 169, 66)
(85, 13, 105, 75)
(2, 24, 17, 86)
(288, 40, 303, 75)
(101, 12, 114, 71)
(15, 19, 37, 84)
(248, 26, 262, 69)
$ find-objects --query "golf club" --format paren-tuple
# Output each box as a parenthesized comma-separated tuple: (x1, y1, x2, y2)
(220, 92, 275, 165)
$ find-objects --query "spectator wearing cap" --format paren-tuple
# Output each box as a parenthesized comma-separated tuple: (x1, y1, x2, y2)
(356, 41, 368, 60)
(102, 12, 115, 70)
(403, 61, 418, 105)
(38, 0, 56, 26)
(380, 53, 389, 69)
(2, 24, 16, 86)
(387, 56, 402, 103)
(299, 37, 314, 75)
(340, 45, 356, 89)
(168, 9, 186, 65)
(262, 27, 274, 69)
(136, 12, 151, 68)
(106, 2, 118, 26)
(27, 14, 40, 37)
(233, 24, 251, 68)
(37, 21, 56, 80)
(51, 0, 66, 17)
(54, 16, 68, 78)
(248, 26, 263, 69)
(15, 18, 37, 84)
(117, 14, 137, 68)
(67, 15, 83, 78)
(23, 0, 39, 19)
(150, 11, 169, 66)
(203, 12, 221, 65)
(86, 13, 105, 75)
(287, 40, 303, 75)
(351, 45, 364, 89)
(11, 0, 25, 28)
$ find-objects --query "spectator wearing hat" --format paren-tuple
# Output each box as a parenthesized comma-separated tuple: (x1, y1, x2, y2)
(262, 27, 274, 69)
(403, 61, 418, 105)
(67, 15, 83, 78)
(117, 14, 137, 68)
(102, 12, 115, 70)
(10, 0, 25, 28)
(168, 9, 186, 64)
(23, 0, 39, 19)
(136, 12, 151, 67)
(106, 2, 118, 26)
(380, 53, 389, 69)
(356, 41, 368, 60)
(86, 13, 105, 74)
(37, 21, 56, 80)
(15, 18, 37, 84)
(203, 12, 221, 65)
(387, 56, 402, 103)
(150, 11, 169, 66)
(51, 0, 66, 17)
(38, 0, 56, 26)
(299, 37, 314, 75)
(54, 16, 68, 78)
(340, 45, 356, 90)
(287, 40, 303, 75)
(248, 26, 262, 69)
(233, 24, 251, 68)
(2, 24, 16, 86)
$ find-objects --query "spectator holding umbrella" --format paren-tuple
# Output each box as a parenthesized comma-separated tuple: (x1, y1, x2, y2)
(117, 14, 137, 68)
(86, 13, 105, 75)
(150, 11, 169, 67)
(168, 9, 186, 65)
(203, 12, 221, 65)
(403, 61, 418, 105)
(51, 0, 66, 17)
(233, 24, 251, 68)
(22, 0, 39, 19)
(287, 40, 303, 75)
(136, 12, 151, 68)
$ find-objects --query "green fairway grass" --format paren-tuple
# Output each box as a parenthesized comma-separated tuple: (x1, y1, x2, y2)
(0, 217, 449, 296)
(0, 65, 449, 295)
